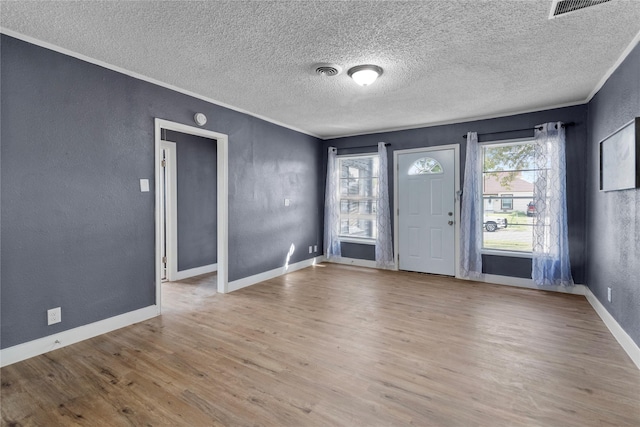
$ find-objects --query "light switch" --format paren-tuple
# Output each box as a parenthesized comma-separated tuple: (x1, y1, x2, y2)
(140, 179, 150, 192)
(284, 198, 291, 207)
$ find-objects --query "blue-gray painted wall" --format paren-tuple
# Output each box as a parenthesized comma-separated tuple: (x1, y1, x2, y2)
(325, 106, 588, 283)
(0, 35, 323, 349)
(586, 43, 640, 347)
(164, 130, 218, 272)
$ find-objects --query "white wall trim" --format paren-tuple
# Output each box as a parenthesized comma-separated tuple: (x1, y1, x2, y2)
(467, 275, 639, 369)
(586, 28, 640, 102)
(174, 263, 218, 281)
(228, 256, 324, 293)
(0, 29, 321, 140)
(583, 287, 640, 370)
(5, 27, 637, 142)
(326, 257, 378, 269)
(0, 306, 158, 368)
(468, 274, 587, 295)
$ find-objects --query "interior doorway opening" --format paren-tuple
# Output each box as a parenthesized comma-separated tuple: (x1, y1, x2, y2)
(154, 119, 229, 313)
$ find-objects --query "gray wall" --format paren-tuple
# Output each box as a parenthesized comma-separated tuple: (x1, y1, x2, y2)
(325, 105, 588, 283)
(341, 242, 375, 260)
(164, 130, 217, 272)
(586, 43, 640, 347)
(0, 35, 323, 349)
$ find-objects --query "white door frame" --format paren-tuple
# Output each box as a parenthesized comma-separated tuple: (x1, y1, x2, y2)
(159, 140, 176, 281)
(393, 144, 461, 278)
(154, 118, 229, 312)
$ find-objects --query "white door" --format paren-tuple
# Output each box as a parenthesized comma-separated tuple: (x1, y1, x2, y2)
(398, 149, 456, 275)
(159, 140, 176, 282)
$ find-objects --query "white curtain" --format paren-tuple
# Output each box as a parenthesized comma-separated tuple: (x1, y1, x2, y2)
(324, 147, 341, 260)
(460, 132, 483, 278)
(532, 123, 573, 286)
(376, 142, 394, 269)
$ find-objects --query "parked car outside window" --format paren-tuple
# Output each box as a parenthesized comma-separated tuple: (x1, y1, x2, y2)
(483, 217, 508, 232)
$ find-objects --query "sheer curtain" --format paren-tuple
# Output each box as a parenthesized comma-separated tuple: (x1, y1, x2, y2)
(324, 147, 341, 260)
(532, 123, 573, 286)
(376, 142, 394, 269)
(460, 131, 483, 278)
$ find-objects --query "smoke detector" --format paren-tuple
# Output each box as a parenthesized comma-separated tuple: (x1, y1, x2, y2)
(549, 0, 611, 19)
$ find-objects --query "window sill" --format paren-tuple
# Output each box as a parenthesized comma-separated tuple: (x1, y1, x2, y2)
(339, 237, 376, 246)
(481, 249, 532, 259)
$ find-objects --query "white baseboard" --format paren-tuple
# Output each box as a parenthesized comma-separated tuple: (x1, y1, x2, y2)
(228, 256, 324, 292)
(583, 287, 640, 370)
(465, 273, 587, 295)
(173, 263, 217, 281)
(326, 257, 378, 269)
(0, 305, 158, 368)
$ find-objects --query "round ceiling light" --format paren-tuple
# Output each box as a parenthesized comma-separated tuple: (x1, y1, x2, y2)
(347, 64, 383, 86)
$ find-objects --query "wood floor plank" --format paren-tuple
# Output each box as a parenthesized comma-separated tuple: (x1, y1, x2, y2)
(2, 263, 639, 426)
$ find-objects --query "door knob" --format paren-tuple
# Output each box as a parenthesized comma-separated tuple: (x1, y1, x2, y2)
(448, 220, 454, 226)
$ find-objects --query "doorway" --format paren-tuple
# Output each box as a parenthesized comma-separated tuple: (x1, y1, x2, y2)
(394, 145, 460, 276)
(154, 118, 228, 312)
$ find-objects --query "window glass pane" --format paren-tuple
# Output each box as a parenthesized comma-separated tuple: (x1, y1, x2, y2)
(343, 219, 375, 239)
(340, 157, 379, 178)
(338, 155, 379, 239)
(481, 142, 537, 253)
(501, 194, 513, 210)
(408, 157, 443, 175)
(483, 144, 536, 173)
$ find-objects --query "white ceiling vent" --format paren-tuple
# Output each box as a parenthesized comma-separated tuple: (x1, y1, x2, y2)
(549, 0, 611, 19)
(314, 63, 342, 77)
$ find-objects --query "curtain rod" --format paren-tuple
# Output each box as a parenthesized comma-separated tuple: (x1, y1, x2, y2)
(336, 142, 391, 149)
(462, 122, 574, 139)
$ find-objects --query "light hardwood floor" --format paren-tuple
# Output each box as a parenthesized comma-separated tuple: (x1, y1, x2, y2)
(2, 263, 639, 426)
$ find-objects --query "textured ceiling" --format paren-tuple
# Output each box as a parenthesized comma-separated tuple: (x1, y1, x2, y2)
(2, 1, 640, 139)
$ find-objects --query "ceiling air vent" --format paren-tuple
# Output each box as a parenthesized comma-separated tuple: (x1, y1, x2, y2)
(314, 63, 342, 77)
(549, 0, 611, 19)
(316, 66, 339, 76)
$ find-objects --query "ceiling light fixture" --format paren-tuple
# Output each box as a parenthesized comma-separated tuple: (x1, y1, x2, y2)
(348, 64, 383, 86)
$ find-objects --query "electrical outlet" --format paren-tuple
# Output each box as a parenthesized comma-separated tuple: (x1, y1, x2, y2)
(284, 198, 291, 207)
(314, 245, 318, 252)
(308, 245, 313, 254)
(607, 287, 612, 303)
(47, 307, 61, 325)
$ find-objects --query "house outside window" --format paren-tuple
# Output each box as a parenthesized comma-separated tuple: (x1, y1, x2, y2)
(338, 155, 379, 241)
(481, 140, 539, 253)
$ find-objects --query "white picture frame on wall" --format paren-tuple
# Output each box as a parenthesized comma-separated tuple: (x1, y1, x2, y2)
(599, 117, 640, 192)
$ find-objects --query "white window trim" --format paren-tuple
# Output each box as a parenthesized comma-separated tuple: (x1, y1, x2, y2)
(337, 152, 380, 242)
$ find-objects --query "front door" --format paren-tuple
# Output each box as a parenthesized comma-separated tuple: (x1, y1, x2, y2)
(398, 149, 456, 275)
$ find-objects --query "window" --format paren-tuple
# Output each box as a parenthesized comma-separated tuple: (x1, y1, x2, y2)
(408, 157, 443, 175)
(481, 141, 537, 253)
(339, 155, 379, 240)
(500, 194, 513, 210)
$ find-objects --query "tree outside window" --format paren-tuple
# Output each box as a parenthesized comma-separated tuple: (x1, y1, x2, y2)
(481, 141, 540, 252)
